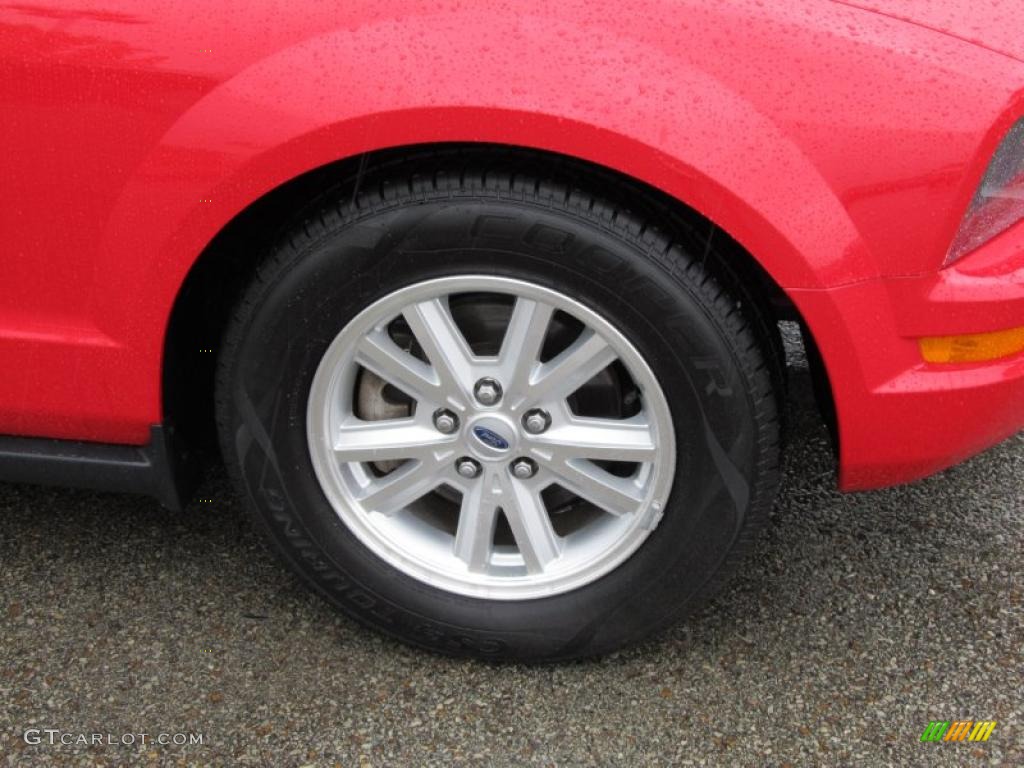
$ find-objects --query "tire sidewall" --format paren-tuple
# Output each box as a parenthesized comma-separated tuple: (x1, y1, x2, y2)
(223, 196, 767, 659)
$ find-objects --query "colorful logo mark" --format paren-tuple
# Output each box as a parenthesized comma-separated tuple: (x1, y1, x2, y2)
(920, 721, 996, 743)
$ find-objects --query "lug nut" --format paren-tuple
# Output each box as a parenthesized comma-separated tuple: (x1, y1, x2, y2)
(522, 409, 551, 434)
(473, 377, 503, 406)
(456, 457, 482, 479)
(433, 409, 459, 434)
(510, 457, 537, 480)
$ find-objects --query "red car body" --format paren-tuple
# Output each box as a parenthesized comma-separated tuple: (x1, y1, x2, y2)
(2, 0, 1024, 494)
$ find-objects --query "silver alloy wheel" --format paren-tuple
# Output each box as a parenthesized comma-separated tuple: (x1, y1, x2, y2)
(306, 276, 676, 599)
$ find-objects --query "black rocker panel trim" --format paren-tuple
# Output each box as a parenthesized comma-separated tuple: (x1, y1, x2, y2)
(0, 425, 197, 511)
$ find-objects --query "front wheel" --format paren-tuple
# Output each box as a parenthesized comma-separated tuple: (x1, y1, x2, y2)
(216, 157, 781, 660)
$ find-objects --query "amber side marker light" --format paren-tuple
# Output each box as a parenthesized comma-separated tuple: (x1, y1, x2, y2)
(920, 326, 1024, 363)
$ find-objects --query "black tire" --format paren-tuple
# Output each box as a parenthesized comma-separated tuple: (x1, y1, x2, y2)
(215, 151, 781, 661)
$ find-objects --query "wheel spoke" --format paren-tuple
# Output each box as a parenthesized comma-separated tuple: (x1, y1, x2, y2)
(499, 297, 554, 396)
(539, 458, 645, 517)
(358, 458, 444, 516)
(528, 328, 616, 404)
(453, 480, 499, 572)
(355, 329, 444, 405)
(403, 298, 475, 400)
(532, 415, 656, 462)
(499, 473, 561, 573)
(333, 418, 450, 463)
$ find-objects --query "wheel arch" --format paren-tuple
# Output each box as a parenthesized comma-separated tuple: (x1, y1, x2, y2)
(125, 10, 860, 453)
(163, 142, 832, 455)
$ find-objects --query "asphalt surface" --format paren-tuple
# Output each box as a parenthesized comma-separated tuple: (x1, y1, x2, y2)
(1, 328, 1022, 767)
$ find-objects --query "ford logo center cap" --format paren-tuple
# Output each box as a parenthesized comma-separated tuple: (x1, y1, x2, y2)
(473, 426, 510, 451)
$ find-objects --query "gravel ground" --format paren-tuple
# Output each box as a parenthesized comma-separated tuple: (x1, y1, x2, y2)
(1, 328, 1021, 767)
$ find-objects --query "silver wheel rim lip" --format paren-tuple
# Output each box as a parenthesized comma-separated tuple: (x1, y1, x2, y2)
(307, 275, 676, 600)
